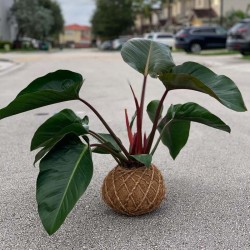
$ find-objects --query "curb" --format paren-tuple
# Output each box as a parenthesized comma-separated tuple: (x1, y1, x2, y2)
(0, 61, 25, 76)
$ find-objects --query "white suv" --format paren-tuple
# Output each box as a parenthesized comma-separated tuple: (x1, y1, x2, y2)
(144, 32, 175, 49)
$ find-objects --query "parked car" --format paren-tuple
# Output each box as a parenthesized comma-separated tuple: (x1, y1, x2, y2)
(144, 32, 175, 49)
(39, 41, 51, 51)
(112, 36, 133, 50)
(18, 37, 39, 49)
(99, 40, 113, 50)
(175, 26, 227, 53)
(227, 19, 250, 55)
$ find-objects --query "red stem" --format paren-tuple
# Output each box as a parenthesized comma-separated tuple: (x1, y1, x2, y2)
(125, 109, 133, 146)
(145, 88, 169, 153)
(129, 85, 142, 153)
(78, 97, 131, 159)
(140, 75, 148, 123)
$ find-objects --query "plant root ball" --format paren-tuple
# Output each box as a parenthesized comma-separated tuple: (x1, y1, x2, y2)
(102, 164, 166, 216)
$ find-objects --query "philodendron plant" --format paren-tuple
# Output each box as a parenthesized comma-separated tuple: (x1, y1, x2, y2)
(0, 39, 246, 235)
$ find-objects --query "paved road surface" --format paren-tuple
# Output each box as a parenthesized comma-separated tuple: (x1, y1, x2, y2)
(0, 50, 249, 249)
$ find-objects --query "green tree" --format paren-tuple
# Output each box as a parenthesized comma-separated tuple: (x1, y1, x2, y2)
(39, 0, 64, 38)
(12, 0, 64, 40)
(91, 0, 134, 39)
(224, 9, 249, 29)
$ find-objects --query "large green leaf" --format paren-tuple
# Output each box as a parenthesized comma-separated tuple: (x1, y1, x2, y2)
(121, 38, 175, 78)
(158, 102, 231, 159)
(0, 70, 83, 119)
(34, 139, 57, 165)
(31, 109, 88, 150)
(37, 134, 93, 235)
(159, 62, 247, 112)
(131, 154, 152, 167)
(159, 119, 190, 160)
(147, 100, 163, 123)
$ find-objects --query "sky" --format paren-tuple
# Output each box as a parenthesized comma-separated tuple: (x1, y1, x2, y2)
(56, 0, 96, 25)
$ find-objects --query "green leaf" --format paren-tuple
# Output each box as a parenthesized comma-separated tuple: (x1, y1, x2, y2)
(147, 100, 163, 123)
(159, 62, 247, 112)
(91, 142, 112, 154)
(33, 140, 56, 165)
(159, 102, 231, 159)
(91, 133, 122, 155)
(130, 154, 152, 167)
(31, 109, 88, 151)
(159, 118, 190, 160)
(121, 38, 175, 78)
(0, 70, 83, 119)
(37, 134, 93, 235)
(97, 133, 121, 152)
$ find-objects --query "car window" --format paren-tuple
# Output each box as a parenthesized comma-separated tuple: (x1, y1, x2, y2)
(156, 34, 173, 38)
(192, 28, 216, 34)
(192, 29, 202, 34)
(176, 29, 188, 36)
(147, 35, 153, 39)
(201, 28, 216, 33)
(216, 27, 227, 34)
(231, 22, 249, 32)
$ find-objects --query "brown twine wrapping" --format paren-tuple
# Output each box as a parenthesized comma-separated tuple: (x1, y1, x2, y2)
(102, 164, 166, 216)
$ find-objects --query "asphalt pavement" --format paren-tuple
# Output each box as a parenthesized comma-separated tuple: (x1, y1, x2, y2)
(0, 49, 249, 249)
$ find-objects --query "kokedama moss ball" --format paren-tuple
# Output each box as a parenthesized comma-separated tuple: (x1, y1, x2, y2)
(102, 164, 166, 216)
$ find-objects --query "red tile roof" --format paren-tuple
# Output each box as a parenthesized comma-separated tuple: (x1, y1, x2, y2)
(65, 24, 90, 31)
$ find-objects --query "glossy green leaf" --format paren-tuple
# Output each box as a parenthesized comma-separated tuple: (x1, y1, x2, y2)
(147, 100, 163, 123)
(91, 142, 113, 154)
(131, 154, 152, 167)
(159, 102, 231, 159)
(34, 139, 57, 165)
(31, 109, 88, 151)
(121, 38, 175, 78)
(92, 133, 121, 154)
(159, 62, 247, 112)
(37, 134, 93, 235)
(159, 119, 190, 160)
(0, 70, 83, 119)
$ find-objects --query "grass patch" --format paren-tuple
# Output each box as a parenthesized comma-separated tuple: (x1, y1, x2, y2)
(172, 48, 183, 53)
(0, 48, 38, 53)
(242, 55, 250, 60)
(199, 49, 239, 56)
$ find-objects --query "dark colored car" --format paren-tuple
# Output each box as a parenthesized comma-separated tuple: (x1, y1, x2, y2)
(227, 19, 250, 55)
(175, 26, 227, 53)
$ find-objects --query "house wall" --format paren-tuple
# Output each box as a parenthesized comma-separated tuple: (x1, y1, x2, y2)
(0, 0, 17, 41)
(59, 28, 91, 48)
(134, 0, 249, 33)
(60, 30, 81, 44)
(222, 0, 249, 15)
(169, 0, 248, 18)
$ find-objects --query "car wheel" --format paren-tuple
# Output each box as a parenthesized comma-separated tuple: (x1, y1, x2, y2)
(240, 50, 250, 56)
(190, 43, 202, 53)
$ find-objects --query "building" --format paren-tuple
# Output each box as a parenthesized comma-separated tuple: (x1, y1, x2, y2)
(59, 24, 91, 48)
(0, 0, 17, 42)
(135, 0, 250, 33)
